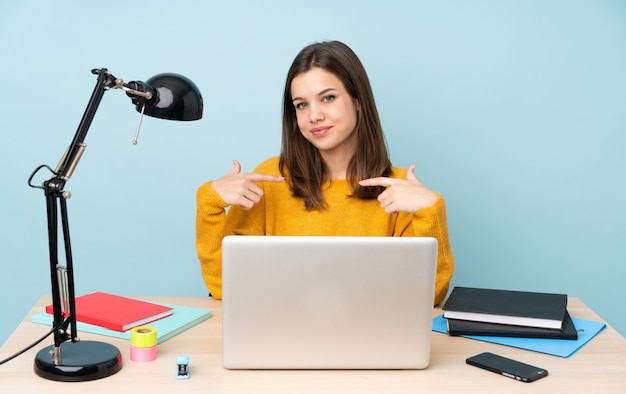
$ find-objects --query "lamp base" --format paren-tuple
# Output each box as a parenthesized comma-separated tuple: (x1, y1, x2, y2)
(34, 340, 123, 382)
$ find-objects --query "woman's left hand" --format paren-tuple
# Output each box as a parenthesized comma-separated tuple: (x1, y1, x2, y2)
(359, 165, 439, 214)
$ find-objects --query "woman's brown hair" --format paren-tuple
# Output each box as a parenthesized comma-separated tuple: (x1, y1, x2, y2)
(279, 41, 392, 210)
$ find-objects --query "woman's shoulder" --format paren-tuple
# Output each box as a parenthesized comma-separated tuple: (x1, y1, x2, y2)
(253, 156, 282, 175)
(389, 165, 433, 186)
(389, 165, 407, 179)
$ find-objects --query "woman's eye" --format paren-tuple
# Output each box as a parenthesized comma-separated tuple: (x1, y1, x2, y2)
(323, 95, 335, 102)
(295, 102, 307, 109)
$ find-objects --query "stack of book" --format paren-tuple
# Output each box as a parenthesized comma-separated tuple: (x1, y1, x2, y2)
(442, 287, 578, 340)
(35, 292, 213, 344)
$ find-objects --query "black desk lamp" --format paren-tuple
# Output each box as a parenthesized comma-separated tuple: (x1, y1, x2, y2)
(27, 68, 203, 382)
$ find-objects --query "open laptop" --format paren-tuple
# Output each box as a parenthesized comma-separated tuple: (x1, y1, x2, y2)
(221, 235, 438, 370)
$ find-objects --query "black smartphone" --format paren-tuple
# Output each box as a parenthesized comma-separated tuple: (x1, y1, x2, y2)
(466, 352, 548, 383)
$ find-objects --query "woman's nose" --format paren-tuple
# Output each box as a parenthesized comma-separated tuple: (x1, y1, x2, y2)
(308, 103, 324, 122)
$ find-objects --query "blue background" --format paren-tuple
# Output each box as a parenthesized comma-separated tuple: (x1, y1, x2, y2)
(1, 0, 625, 347)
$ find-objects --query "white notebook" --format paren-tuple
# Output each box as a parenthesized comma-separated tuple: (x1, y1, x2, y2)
(221, 236, 438, 369)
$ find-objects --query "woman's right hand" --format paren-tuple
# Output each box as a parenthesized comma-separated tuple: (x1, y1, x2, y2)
(211, 160, 284, 210)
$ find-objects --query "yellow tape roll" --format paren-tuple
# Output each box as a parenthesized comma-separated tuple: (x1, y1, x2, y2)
(130, 326, 157, 348)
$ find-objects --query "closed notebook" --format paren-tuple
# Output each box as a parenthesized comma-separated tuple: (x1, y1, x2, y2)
(446, 311, 578, 339)
(33, 301, 211, 344)
(45, 292, 173, 332)
(442, 287, 567, 329)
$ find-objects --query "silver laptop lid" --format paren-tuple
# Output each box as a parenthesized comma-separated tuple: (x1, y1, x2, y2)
(222, 236, 438, 369)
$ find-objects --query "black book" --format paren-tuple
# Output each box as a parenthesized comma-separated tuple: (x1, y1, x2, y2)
(446, 311, 578, 340)
(442, 287, 568, 329)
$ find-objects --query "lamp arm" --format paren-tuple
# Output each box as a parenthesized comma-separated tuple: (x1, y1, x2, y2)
(41, 68, 119, 355)
(49, 69, 112, 189)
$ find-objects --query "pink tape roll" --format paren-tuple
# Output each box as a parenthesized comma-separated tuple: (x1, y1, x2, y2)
(130, 345, 157, 362)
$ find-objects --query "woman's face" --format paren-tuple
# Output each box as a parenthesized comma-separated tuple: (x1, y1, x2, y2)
(291, 67, 359, 161)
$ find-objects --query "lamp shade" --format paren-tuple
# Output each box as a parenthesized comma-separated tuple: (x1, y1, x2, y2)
(139, 73, 203, 121)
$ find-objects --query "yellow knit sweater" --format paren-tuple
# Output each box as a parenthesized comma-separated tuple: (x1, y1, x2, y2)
(195, 157, 454, 305)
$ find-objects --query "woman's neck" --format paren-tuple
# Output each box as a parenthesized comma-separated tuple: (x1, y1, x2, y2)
(320, 152, 351, 180)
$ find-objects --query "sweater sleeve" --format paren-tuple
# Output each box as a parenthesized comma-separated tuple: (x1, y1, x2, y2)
(195, 176, 268, 300)
(195, 181, 229, 299)
(411, 194, 455, 305)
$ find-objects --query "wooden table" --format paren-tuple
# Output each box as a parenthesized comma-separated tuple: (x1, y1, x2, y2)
(1, 296, 624, 393)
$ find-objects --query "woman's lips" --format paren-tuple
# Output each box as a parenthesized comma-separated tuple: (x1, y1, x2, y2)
(310, 126, 331, 137)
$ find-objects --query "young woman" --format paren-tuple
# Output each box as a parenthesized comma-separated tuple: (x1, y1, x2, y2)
(195, 41, 454, 304)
